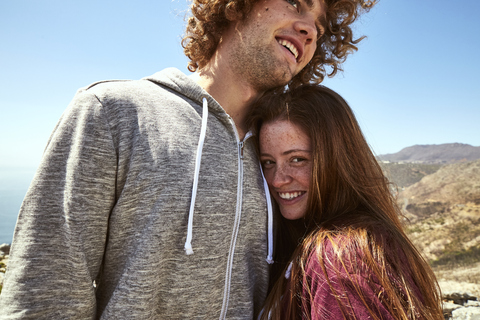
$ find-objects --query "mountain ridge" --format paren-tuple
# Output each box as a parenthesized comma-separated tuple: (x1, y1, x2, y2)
(378, 143, 480, 164)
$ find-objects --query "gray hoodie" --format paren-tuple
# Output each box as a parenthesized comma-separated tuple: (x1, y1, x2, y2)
(0, 68, 273, 319)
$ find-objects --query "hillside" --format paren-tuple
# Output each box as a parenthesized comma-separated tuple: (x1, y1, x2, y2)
(380, 162, 443, 188)
(400, 159, 480, 210)
(378, 143, 480, 163)
(399, 160, 480, 284)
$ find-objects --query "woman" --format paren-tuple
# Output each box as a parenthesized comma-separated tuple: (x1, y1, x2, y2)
(249, 85, 443, 319)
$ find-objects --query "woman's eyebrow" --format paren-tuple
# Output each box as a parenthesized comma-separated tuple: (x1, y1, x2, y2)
(260, 149, 311, 157)
(282, 149, 312, 156)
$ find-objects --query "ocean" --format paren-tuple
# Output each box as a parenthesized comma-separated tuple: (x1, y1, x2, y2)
(0, 167, 37, 244)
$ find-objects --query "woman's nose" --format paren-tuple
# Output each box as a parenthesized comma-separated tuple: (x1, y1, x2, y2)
(271, 166, 292, 188)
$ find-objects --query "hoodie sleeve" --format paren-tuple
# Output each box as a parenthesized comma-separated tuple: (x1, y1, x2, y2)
(0, 90, 117, 319)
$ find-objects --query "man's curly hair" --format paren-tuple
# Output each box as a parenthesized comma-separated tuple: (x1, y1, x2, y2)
(182, 0, 376, 88)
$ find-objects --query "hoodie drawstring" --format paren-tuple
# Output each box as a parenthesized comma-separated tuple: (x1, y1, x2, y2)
(184, 97, 273, 264)
(261, 165, 274, 264)
(184, 97, 209, 255)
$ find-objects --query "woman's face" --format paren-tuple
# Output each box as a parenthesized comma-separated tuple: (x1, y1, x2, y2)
(259, 120, 312, 220)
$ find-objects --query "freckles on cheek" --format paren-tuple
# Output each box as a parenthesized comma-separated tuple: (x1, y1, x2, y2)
(266, 173, 274, 186)
(302, 166, 313, 184)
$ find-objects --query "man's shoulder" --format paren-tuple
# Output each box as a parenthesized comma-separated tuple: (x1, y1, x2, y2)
(79, 78, 159, 100)
(71, 73, 188, 112)
(78, 68, 191, 101)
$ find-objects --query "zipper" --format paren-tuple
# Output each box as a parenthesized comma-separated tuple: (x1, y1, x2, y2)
(218, 118, 253, 319)
(238, 132, 252, 160)
(239, 141, 244, 160)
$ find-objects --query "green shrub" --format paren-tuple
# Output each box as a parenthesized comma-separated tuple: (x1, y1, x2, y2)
(430, 246, 480, 268)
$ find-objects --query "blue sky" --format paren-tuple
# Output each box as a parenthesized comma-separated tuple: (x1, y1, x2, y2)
(1, 0, 479, 168)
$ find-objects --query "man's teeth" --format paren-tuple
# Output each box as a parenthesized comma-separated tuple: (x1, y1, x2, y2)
(278, 191, 304, 200)
(278, 39, 298, 59)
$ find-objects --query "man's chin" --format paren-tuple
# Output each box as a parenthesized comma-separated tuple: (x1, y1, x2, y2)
(250, 64, 297, 91)
(272, 68, 296, 87)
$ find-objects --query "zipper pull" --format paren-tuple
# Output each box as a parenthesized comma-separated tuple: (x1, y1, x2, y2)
(239, 141, 245, 160)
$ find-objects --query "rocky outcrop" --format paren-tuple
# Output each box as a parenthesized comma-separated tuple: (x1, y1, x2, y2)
(0, 243, 10, 255)
(452, 302, 480, 320)
(0, 243, 9, 294)
(439, 281, 480, 319)
(443, 292, 480, 319)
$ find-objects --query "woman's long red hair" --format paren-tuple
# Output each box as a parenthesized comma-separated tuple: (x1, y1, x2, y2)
(249, 85, 443, 319)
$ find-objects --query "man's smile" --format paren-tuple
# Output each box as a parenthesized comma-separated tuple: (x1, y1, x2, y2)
(277, 39, 299, 60)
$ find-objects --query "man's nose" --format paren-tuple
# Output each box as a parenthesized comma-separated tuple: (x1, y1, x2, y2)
(294, 18, 317, 45)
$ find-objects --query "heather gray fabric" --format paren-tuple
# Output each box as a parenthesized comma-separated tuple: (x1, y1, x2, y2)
(0, 68, 269, 319)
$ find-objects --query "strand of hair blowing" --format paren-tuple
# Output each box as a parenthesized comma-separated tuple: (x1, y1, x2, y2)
(182, 0, 377, 87)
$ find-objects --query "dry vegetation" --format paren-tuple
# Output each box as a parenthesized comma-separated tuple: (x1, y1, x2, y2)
(386, 160, 480, 290)
(404, 204, 480, 285)
(380, 162, 443, 188)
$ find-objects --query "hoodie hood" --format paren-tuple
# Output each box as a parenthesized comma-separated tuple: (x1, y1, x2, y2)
(143, 68, 228, 120)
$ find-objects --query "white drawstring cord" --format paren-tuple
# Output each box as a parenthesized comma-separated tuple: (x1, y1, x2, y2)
(260, 165, 274, 264)
(185, 97, 209, 255)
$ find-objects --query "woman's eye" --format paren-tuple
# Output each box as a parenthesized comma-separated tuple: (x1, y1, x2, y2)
(262, 159, 275, 167)
(286, 0, 298, 9)
(292, 157, 305, 163)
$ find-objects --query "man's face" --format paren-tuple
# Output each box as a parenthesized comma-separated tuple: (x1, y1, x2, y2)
(225, 0, 325, 90)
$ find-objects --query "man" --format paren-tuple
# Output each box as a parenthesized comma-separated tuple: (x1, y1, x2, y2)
(0, 0, 375, 318)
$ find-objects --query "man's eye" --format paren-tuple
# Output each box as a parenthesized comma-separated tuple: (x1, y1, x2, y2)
(286, 0, 298, 9)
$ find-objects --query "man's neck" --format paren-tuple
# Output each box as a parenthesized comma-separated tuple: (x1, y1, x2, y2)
(194, 59, 260, 140)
